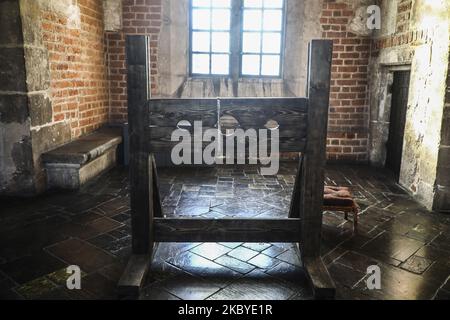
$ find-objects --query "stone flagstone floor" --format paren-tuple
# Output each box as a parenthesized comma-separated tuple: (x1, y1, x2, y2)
(0, 163, 449, 300)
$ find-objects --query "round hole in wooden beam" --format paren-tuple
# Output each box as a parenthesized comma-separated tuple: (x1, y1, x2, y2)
(265, 120, 280, 131)
(176, 120, 192, 132)
(219, 115, 240, 137)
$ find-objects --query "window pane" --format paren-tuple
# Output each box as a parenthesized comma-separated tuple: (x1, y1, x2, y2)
(243, 10, 262, 31)
(263, 10, 282, 31)
(242, 32, 261, 53)
(264, 0, 283, 8)
(244, 0, 263, 8)
(262, 33, 281, 53)
(261, 55, 280, 76)
(211, 9, 230, 30)
(192, 0, 211, 7)
(192, 9, 211, 30)
(242, 54, 260, 75)
(212, 32, 230, 52)
(211, 54, 229, 74)
(212, 0, 230, 8)
(192, 54, 210, 74)
(192, 32, 210, 52)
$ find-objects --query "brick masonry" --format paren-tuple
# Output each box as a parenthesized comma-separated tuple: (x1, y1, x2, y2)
(106, 0, 162, 123)
(321, 0, 370, 162)
(41, 0, 110, 139)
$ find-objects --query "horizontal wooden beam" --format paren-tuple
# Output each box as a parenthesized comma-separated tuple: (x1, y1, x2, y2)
(148, 98, 308, 128)
(154, 218, 302, 243)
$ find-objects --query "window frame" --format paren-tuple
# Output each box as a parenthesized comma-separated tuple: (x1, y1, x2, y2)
(188, 0, 286, 79)
(189, 0, 233, 77)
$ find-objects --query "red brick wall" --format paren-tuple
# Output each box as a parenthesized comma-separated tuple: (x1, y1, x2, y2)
(321, 0, 371, 162)
(42, 0, 109, 139)
(106, 0, 162, 123)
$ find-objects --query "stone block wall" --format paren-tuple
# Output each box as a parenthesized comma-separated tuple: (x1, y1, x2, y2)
(0, 0, 35, 195)
(369, 0, 450, 211)
(434, 58, 450, 212)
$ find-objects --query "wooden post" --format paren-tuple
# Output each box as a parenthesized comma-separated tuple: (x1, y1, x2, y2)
(152, 155, 163, 218)
(289, 154, 303, 218)
(301, 40, 336, 299)
(118, 35, 152, 297)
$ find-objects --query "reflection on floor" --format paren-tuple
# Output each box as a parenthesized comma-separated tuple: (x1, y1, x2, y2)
(0, 163, 449, 300)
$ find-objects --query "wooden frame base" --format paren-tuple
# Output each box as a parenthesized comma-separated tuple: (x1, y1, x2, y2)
(118, 254, 152, 298)
(120, 36, 336, 300)
(303, 256, 336, 299)
(117, 242, 336, 299)
(154, 218, 302, 243)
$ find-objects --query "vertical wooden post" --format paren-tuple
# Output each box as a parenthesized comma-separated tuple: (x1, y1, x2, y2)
(127, 35, 152, 255)
(301, 40, 336, 299)
(118, 35, 152, 297)
(152, 155, 163, 218)
(288, 154, 303, 218)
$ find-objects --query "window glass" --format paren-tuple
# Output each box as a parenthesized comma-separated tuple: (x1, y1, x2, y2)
(211, 32, 230, 52)
(262, 33, 281, 54)
(190, 0, 284, 77)
(192, 54, 210, 74)
(192, 32, 211, 52)
(211, 54, 230, 74)
(242, 33, 261, 53)
(241, 0, 284, 76)
(261, 55, 280, 76)
(242, 55, 260, 75)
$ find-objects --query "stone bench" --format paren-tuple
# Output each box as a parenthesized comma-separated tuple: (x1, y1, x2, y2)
(43, 127, 123, 190)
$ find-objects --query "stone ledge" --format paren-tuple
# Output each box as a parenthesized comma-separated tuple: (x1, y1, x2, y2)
(43, 127, 123, 190)
(42, 127, 122, 165)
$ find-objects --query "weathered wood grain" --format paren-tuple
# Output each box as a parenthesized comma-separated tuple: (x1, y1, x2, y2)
(154, 218, 302, 243)
(126, 35, 154, 255)
(148, 98, 308, 128)
(289, 153, 304, 218)
(118, 254, 152, 297)
(147, 98, 308, 153)
(300, 40, 333, 258)
(124, 38, 335, 299)
(303, 256, 336, 299)
(147, 125, 307, 153)
(151, 154, 163, 218)
(149, 99, 218, 127)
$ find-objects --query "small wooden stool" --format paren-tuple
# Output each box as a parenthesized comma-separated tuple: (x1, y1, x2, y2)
(323, 186, 360, 229)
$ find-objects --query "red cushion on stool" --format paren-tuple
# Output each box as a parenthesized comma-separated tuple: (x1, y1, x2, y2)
(323, 186, 355, 207)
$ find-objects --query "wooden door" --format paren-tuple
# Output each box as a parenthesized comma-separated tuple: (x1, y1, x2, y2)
(386, 71, 411, 180)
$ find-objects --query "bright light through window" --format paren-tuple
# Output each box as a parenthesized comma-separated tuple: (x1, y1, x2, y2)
(191, 0, 231, 75)
(241, 0, 284, 76)
(190, 0, 284, 77)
